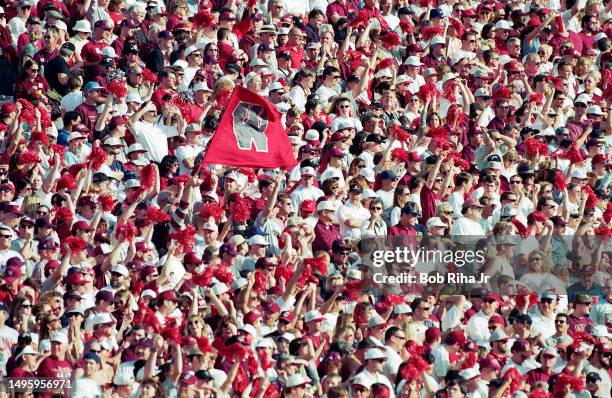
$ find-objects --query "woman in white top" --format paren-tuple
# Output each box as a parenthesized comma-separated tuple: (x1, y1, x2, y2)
(389, 185, 411, 227)
(519, 250, 552, 291)
(288, 69, 316, 112)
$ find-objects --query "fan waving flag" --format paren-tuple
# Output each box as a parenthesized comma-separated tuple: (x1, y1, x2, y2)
(202, 86, 297, 169)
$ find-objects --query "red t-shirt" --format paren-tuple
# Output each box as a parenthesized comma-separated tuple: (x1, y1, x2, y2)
(37, 355, 73, 379)
(420, 185, 440, 223)
(277, 45, 305, 69)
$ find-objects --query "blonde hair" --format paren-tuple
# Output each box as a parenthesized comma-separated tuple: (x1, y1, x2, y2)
(528, 250, 552, 274)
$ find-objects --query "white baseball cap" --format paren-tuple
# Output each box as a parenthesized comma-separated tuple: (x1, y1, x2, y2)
(404, 56, 422, 66)
(127, 143, 147, 153)
(126, 93, 143, 103)
(16, 345, 39, 361)
(285, 374, 310, 388)
(459, 367, 481, 380)
(211, 282, 229, 295)
(495, 20, 513, 30)
(304, 310, 325, 323)
(73, 20, 92, 33)
(247, 235, 269, 246)
(364, 348, 386, 360)
(426, 217, 447, 228)
(316, 201, 338, 212)
(50, 332, 69, 345)
(300, 166, 316, 176)
(193, 82, 213, 92)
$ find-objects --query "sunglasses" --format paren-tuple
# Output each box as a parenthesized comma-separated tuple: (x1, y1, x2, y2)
(510, 180, 522, 184)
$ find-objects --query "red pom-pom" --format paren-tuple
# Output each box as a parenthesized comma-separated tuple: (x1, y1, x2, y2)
(512, 219, 530, 239)
(503, 368, 523, 394)
(18, 150, 42, 165)
(98, 195, 115, 212)
(223, 342, 248, 360)
(64, 236, 87, 253)
(116, 222, 138, 242)
(35, 104, 52, 128)
(399, 20, 414, 34)
(426, 127, 448, 139)
(16, 99, 36, 126)
(421, 27, 445, 41)
(66, 163, 88, 178)
(139, 164, 156, 191)
(528, 92, 544, 106)
(87, 147, 107, 171)
(196, 336, 213, 353)
(389, 124, 410, 142)
(237, 168, 256, 183)
(391, 148, 409, 163)
(525, 138, 547, 157)
(553, 374, 584, 395)
(304, 256, 329, 276)
(344, 279, 363, 300)
(594, 226, 612, 241)
(446, 152, 470, 171)
(349, 10, 370, 29)
(384, 294, 405, 306)
(190, 10, 215, 28)
(170, 225, 197, 251)
(230, 196, 252, 223)
(161, 327, 182, 345)
(141, 68, 158, 84)
(50, 144, 66, 159)
(460, 352, 478, 369)
(345, 50, 366, 71)
(400, 365, 422, 383)
(583, 185, 598, 208)
(53, 206, 73, 225)
(146, 206, 170, 223)
(172, 174, 191, 185)
(554, 171, 567, 191)
(296, 267, 319, 289)
(192, 266, 214, 287)
(212, 265, 234, 285)
(199, 203, 225, 223)
(376, 58, 395, 72)
(564, 145, 584, 163)
(134, 303, 161, 333)
(491, 85, 511, 101)
(448, 17, 464, 37)
(418, 82, 440, 103)
(57, 174, 76, 191)
(105, 80, 128, 98)
(380, 31, 400, 50)
(173, 96, 193, 120)
(433, 138, 454, 151)
(274, 263, 294, 281)
(252, 269, 267, 293)
(30, 130, 48, 144)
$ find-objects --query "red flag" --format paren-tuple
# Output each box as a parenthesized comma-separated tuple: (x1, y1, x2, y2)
(202, 86, 297, 169)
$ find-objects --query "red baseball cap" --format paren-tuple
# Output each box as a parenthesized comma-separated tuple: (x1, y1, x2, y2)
(301, 200, 316, 213)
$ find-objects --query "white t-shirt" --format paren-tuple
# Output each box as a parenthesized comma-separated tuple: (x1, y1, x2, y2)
(72, 377, 103, 398)
(130, 120, 179, 163)
(0, 325, 19, 376)
(174, 143, 205, 174)
(432, 344, 451, 379)
(337, 202, 370, 241)
(290, 185, 324, 210)
(314, 84, 339, 107)
(376, 189, 395, 210)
